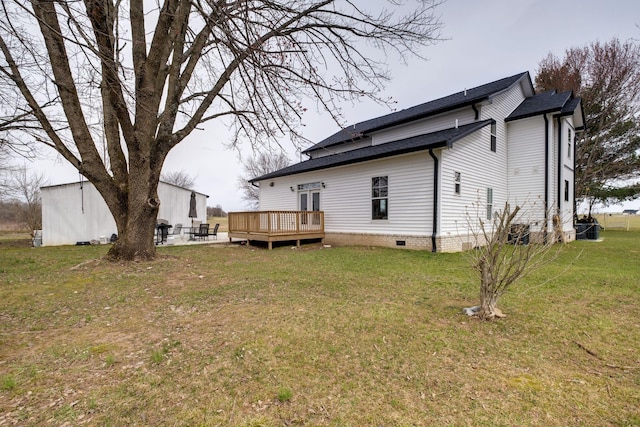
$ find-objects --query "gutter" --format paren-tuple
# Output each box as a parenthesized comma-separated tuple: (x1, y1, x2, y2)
(471, 103, 479, 120)
(428, 148, 439, 252)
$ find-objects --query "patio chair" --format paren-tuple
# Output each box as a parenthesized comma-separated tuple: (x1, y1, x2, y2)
(169, 223, 183, 239)
(194, 223, 210, 240)
(208, 223, 220, 240)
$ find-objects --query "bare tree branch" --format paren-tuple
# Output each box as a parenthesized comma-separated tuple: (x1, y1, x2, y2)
(0, 0, 444, 260)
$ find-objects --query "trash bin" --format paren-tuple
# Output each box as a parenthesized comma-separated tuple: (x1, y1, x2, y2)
(575, 223, 589, 240)
(509, 224, 530, 245)
(32, 230, 42, 247)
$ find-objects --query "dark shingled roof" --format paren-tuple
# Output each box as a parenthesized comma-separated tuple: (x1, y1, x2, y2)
(302, 71, 532, 154)
(506, 90, 575, 121)
(251, 120, 493, 182)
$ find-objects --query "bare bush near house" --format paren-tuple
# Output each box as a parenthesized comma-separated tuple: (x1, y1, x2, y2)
(238, 151, 290, 210)
(0, 0, 444, 260)
(464, 202, 561, 320)
(161, 170, 196, 190)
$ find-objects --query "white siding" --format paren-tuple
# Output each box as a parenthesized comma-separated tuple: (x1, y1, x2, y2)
(439, 126, 508, 236)
(480, 86, 526, 123)
(506, 116, 547, 223)
(258, 178, 304, 211)
(157, 183, 208, 228)
(42, 182, 117, 246)
(559, 117, 576, 231)
(258, 152, 434, 236)
(41, 182, 207, 246)
(372, 109, 476, 145)
(436, 84, 527, 239)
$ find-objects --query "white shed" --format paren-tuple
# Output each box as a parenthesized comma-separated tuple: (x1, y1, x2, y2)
(41, 180, 208, 246)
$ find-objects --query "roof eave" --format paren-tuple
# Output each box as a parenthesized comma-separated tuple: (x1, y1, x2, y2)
(303, 97, 491, 154)
(253, 141, 451, 183)
(253, 120, 493, 182)
(505, 108, 563, 122)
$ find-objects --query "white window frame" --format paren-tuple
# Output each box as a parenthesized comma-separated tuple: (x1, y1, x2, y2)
(371, 176, 388, 220)
(490, 122, 497, 152)
(454, 171, 461, 195)
(486, 188, 493, 220)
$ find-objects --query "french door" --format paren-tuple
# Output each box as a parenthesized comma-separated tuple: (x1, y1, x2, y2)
(299, 190, 320, 225)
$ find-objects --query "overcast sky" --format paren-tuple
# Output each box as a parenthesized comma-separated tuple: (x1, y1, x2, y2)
(30, 0, 640, 212)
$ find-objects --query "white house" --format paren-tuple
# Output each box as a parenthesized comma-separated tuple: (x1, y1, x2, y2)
(41, 180, 208, 246)
(248, 72, 585, 252)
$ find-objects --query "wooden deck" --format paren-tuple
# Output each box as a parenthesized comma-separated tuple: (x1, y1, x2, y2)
(228, 211, 325, 249)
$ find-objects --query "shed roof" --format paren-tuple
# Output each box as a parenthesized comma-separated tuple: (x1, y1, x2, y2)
(303, 71, 532, 154)
(252, 120, 493, 182)
(41, 180, 209, 197)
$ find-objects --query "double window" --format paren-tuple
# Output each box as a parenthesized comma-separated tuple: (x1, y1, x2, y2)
(372, 176, 388, 220)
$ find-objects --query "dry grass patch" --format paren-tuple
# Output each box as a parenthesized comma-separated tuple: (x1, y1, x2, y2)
(1, 235, 639, 425)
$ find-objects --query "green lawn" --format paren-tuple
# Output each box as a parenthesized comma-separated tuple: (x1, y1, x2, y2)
(0, 231, 638, 426)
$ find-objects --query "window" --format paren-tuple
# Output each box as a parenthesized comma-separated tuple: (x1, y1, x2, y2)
(490, 122, 497, 152)
(372, 176, 388, 220)
(567, 128, 573, 159)
(486, 188, 493, 220)
(564, 180, 570, 202)
(297, 182, 322, 191)
(454, 172, 461, 195)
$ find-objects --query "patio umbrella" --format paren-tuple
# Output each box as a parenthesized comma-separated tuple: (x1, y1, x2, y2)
(188, 191, 197, 229)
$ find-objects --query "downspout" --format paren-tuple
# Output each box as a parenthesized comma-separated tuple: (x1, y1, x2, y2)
(543, 115, 549, 244)
(557, 116, 562, 217)
(428, 149, 439, 252)
(471, 104, 479, 120)
(573, 128, 577, 222)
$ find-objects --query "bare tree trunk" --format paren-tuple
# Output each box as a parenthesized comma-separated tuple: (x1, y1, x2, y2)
(465, 202, 558, 320)
(105, 164, 161, 261)
(476, 259, 503, 320)
(107, 208, 158, 260)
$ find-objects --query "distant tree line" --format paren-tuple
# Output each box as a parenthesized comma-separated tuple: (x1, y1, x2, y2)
(0, 164, 45, 232)
(207, 205, 227, 218)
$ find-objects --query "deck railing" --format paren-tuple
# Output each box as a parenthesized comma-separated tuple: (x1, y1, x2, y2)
(228, 210, 324, 236)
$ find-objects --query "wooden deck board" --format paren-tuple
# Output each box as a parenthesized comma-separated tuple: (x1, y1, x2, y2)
(228, 211, 325, 249)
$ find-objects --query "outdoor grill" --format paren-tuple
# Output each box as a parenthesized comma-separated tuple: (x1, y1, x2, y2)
(155, 219, 172, 245)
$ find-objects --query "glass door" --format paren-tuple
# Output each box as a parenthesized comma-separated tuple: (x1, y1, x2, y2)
(298, 186, 321, 226)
